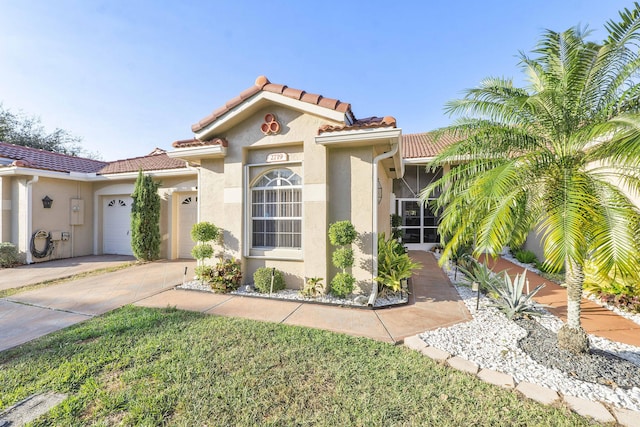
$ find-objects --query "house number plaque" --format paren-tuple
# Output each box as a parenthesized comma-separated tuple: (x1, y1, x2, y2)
(266, 152, 288, 163)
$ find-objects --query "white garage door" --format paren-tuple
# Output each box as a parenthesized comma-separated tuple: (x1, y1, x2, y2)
(103, 196, 133, 255)
(178, 194, 197, 258)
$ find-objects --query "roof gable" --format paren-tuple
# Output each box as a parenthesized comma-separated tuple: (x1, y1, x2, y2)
(192, 75, 355, 135)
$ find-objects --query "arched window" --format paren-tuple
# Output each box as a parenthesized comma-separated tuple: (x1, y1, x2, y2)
(251, 168, 302, 249)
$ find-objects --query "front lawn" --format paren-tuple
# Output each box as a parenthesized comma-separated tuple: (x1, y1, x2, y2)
(0, 306, 593, 426)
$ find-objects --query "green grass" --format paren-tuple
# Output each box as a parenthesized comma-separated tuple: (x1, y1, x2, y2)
(0, 306, 595, 426)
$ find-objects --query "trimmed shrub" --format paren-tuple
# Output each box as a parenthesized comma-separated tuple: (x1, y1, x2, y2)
(191, 222, 220, 243)
(328, 221, 357, 246)
(191, 244, 214, 261)
(0, 242, 19, 268)
(332, 247, 354, 270)
(210, 258, 242, 293)
(254, 267, 285, 293)
(331, 272, 355, 298)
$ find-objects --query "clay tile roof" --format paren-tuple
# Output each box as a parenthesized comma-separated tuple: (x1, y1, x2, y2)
(98, 152, 188, 175)
(0, 141, 108, 173)
(191, 75, 356, 133)
(171, 137, 228, 149)
(402, 132, 462, 159)
(318, 116, 397, 134)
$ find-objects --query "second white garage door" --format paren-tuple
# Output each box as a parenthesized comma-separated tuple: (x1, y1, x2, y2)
(103, 196, 133, 255)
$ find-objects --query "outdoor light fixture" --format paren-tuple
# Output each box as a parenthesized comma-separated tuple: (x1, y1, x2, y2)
(42, 195, 53, 209)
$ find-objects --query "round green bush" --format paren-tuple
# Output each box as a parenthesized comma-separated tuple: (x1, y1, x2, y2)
(0, 242, 19, 268)
(328, 221, 357, 246)
(191, 222, 220, 243)
(253, 267, 285, 293)
(331, 272, 355, 297)
(191, 243, 214, 260)
(332, 247, 354, 270)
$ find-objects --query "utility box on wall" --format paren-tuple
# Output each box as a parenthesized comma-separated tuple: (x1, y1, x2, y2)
(70, 198, 84, 225)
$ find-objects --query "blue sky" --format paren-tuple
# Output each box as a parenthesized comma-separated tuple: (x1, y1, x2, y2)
(0, 1, 634, 160)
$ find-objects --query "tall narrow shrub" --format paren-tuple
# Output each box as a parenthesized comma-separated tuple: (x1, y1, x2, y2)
(130, 170, 161, 261)
(329, 220, 357, 297)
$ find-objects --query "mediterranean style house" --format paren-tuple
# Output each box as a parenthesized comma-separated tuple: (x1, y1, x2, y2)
(0, 76, 452, 294)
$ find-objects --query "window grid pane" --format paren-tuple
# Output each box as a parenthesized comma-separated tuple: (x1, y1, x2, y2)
(251, 168, 302, 249)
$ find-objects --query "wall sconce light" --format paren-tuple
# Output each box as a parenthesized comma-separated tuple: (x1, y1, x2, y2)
(42, 195, 53, 209)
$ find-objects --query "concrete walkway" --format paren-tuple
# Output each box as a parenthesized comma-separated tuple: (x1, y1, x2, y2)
(136, 251, 472, 343)
(0, 252, 471, 352)
(487, 257, 640, 347)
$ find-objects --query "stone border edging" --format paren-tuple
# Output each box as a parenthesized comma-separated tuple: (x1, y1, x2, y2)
(403, 335, 639, 426)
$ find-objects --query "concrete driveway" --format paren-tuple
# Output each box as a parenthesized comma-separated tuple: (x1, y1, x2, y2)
(0, 255, 136, 292)
(0, 258, 196, 352)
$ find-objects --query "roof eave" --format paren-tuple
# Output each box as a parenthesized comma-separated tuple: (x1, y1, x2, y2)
(98, 168, 196, 180)
(167, 145, 227, 165)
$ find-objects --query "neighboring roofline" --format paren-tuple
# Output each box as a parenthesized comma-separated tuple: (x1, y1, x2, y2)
(194, 91, 347, 141)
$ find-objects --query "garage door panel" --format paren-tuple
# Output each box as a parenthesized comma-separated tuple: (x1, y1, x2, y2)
(103, 197, 133, 255)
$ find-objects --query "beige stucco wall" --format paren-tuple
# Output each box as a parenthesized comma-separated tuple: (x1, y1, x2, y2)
(29, 177, 94, 261)
(327, 146, 374, 294)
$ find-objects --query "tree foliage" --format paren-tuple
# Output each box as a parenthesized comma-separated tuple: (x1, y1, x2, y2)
(130, 170, 161, 261)
(423, 4, 640, 353)
(0, 104, 98, 158)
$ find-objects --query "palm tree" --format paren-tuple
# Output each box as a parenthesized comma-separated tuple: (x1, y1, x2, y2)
(423, 5, 640, 353)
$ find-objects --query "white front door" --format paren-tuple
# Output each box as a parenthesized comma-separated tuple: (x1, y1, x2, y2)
(103, 196, 133, 255)
(177, 194, 197, 258)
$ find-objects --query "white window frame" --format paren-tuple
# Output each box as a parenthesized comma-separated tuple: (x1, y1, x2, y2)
(245, 163, 303, 260)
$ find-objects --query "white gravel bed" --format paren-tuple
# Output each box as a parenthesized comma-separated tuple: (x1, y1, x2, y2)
(176, 280, 408, 308)
(421, 260, 640, 411)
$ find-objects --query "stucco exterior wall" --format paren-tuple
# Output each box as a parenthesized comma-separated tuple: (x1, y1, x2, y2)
(30, 177, 94, 261)
(327, 146, 374, 294)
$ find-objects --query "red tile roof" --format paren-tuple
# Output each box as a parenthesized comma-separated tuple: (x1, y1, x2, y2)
(402, 132, 462, 159)
(98, 150, 189, 174)
(0, 142, 107, 173)
(318, 116, 397, 134)
(171, 137, 228, 149)
(191, 75, 356, 133)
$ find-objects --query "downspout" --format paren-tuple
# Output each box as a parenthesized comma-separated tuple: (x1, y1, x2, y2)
(368, 142, 399, 307)
(25, 175, 39, 264)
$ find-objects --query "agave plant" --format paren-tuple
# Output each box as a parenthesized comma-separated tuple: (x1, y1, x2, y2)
(484, 270, 546, 319)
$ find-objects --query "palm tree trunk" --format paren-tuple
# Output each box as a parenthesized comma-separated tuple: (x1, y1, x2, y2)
(557, 258, 589, 353)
